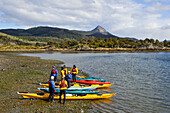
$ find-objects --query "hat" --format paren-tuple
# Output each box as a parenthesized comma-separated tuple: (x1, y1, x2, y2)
(68, 71, 70, 73)
(53, 66, 55, 68)
(51, 76, 54, 80)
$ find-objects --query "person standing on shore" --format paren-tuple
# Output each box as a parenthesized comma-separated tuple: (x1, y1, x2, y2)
(60, 67, 65, 78)
(50, 66, 58, 82)
(65, 71, 72, 88)
(70, 65, 78, 82)
(58, 77, 68, 104)
(48, 76, 56, 102)
(63, 65, 68, 76)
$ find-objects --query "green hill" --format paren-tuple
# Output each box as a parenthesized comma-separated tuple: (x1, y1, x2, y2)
(0, 32, 46, 46)
(0, 26, 86, 41)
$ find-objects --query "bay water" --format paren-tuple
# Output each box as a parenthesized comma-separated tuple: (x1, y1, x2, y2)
(21, 52, 170, 113)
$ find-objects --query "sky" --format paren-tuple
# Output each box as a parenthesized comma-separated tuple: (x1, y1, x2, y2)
(0, 0, 170, 40)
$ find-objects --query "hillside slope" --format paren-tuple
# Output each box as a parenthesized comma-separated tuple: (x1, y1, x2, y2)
(73, 25, 119, 38)
(0, 26, 86, 40)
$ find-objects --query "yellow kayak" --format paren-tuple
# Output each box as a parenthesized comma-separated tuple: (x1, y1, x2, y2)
(40, 83, 114, 88)
(17, 92, 116, 100)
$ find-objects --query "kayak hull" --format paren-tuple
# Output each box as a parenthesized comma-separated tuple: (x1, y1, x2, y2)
(70, 80, 111, 84)
(75, 77, 105, 82)
(18, 92, 116, 100)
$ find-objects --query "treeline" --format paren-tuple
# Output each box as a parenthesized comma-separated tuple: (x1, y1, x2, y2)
(0, 32, 169, 50)
(47, 37, 170, 49)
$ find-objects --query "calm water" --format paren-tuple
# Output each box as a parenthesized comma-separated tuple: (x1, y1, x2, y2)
(22, 52, 170, 113)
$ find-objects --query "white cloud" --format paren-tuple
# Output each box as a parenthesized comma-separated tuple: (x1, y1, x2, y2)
(0, 0, 169, 40)
(145, 2, 170, 12)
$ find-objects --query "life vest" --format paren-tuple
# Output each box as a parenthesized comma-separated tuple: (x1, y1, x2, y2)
(60, 70, 65, 75)
(48, 81, 52, 87)
(61, 80, 66, 88)
(72, 68, 77, 72)
(52, 69, 56, 74)
(64, 69, 66, 75)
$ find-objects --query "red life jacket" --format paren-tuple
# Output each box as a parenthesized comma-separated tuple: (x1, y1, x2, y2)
(52, 69, 56, 74)
(72, 68, 77, 72)
(61, 80, 66, 88)
(48, 81, 52, 87)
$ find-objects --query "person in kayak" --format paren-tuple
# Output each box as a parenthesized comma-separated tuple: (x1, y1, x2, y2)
(70, 65, 78, 82)
(50, 66, 58, 82)
(48, 76, 56, 102)
(65, 71, 72, 88)
(58, 77, 68, 104)
(60, 67, 65, 78)
(63, 65, 68, 76)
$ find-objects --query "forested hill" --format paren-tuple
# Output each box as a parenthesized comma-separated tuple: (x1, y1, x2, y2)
(0, 26, 86, 40)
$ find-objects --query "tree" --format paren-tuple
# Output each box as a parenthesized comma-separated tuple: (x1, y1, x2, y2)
(155, 39, 159, 46)
(163, 40, 168, 47)
(144, 38, 150, 43)
(70, 40, 78, 46)
(35, 42, 40, 46)
(150, 38, 154, 44)
(47, 41, 54, 47)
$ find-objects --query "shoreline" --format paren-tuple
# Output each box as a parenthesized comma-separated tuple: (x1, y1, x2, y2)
(61, 48, 170, 53)
(0, 52, 92, 112)
(0, 47, 170, 53)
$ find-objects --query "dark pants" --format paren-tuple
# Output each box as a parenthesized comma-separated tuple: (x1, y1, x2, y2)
(59, 90, 66, 104)
(48, 87, 54, 102)
(54, 76, 57, 82)
(72, 74, 76, 82)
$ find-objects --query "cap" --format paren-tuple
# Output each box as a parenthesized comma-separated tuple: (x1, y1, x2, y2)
(51, 76, 54, 80)
(68, 71, 70, 73)
(53, 66, 55, 68)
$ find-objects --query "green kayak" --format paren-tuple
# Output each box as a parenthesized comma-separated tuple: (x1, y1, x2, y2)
(37, 88, 99, 94)
(76, 77, 105, 82)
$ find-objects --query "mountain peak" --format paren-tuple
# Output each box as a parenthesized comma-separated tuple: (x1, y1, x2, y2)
(92, 25, 107, 33)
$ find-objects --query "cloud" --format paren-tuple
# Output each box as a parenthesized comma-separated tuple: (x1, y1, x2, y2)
(145, 2, 170, 12)
(161, 24, 170, 30)
(0, 0, 169, 40)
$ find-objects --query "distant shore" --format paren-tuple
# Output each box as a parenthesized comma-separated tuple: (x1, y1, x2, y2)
(0, 47, 170, 53)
